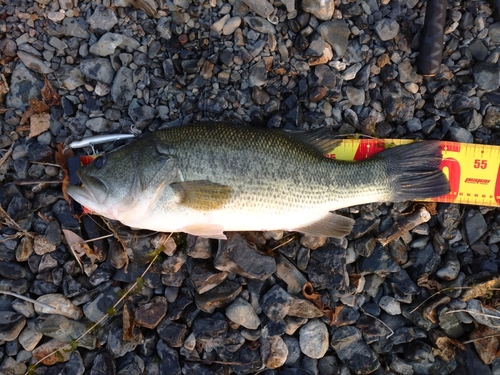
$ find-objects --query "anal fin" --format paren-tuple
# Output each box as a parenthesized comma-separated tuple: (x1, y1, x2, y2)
(296, 213, 355, 238)
(182, 224, 227, 240)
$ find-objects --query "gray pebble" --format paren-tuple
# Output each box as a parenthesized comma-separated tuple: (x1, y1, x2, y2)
(299, 319, 329, 359)
(375, 18, 400, 41)
(316, 19, 350, 58)
(225, 297, 260, 329)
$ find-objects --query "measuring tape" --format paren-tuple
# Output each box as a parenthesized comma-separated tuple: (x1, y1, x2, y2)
(328, 139, 500, 207)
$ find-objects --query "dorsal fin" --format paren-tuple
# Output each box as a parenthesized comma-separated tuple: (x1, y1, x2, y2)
(287, 128, 341, 154)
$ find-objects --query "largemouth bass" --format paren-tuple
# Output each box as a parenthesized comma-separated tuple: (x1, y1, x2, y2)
(67, 122, 450, 239)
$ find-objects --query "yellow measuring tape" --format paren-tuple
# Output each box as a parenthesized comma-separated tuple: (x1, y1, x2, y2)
(328, 139, 500, 208)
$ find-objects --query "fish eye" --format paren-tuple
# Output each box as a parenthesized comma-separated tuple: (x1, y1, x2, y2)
(94, 156, 106, 169)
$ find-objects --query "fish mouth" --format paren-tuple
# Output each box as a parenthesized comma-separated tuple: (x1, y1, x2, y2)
(66, 170, 107, 208)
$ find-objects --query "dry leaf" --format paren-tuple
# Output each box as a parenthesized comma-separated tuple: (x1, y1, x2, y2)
(55, 143, 73, 206)
(129, 0, 158, 17)
(62, 229, 101, 265)
(417, 273, 442, 291)
(122, 304, 136, 343)
(430, 330, 465, 362)
(29, 97, 50, 113)
(32, 339, 72, 365)
(461, 278, 500, 302)
(0, 73, 9, 103)
(29, 112, 51, 138)
(302, 282, 343, 325)
(41, 75, 61, 106)
(422, 295, 451, 324)
(469, 325, 500, 364)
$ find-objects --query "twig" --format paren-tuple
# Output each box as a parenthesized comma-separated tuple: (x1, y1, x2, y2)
(377, 205, 431, 246)
(462, 333, 500, 344)
(0, 143, 13, 168)
(0, 291, 57, 311)
(444, 309, 500, 322)
(12, 180, 62, 185)
(26, 235, 170, 374)
(409, 287, 472, 314)
(83, 234, 114, 243)
(0, 204, 33, 238)
(361, 308, 394, 339)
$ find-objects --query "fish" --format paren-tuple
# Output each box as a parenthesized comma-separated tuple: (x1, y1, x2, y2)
(66, 122, 450, 240)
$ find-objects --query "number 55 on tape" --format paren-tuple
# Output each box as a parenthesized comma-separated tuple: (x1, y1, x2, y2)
(328, 139, 500, 208)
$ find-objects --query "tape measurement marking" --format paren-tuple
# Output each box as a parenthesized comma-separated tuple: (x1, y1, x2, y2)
(329, 139, 500, 208)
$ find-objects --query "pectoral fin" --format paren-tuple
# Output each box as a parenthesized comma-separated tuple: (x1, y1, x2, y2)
(296, 213, 355, 238)
(182, 224, 227, 240)
(170, 180, 233, 211)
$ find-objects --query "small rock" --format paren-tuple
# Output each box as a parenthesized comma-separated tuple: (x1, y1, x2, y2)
(89, 32, 124, 56)
(190, 262, 228, 294)
(473, 62, 500, 91)
(248, 59, 268, 87)
(19, 325, 43, 351)
(436, 250, 460, 280)
(359, 245, 401, 275)
(375, 18, 400, 41)
(463, 209, 488, 245)
(17, 51, 54, 74)
(484, 106, 500, 129)
(225, 297, 260, 329)
(80, 58, 115, 84)
(35, 314, 95, 349)
(157, 320, 187, 348)
(261, 330, 288, 369)
(307, 243, 347, 290)
(223, 16, 242, 35)
(194, 279, 242, 314)
(214, 233, 276, 280)
(301, 0, 335, 21)
(186, 236, 212, 259)
(379, 296, 402, 315)
(316, 19, 351, 58)
(0, 311, 26, 341)
(244, 16, 275, 34)
(331, 326, 380, 374)
(261, 285, 294, 322)
(276, 254, 307, 294)
(83, 287, 122, 322)
(110, 67, 136, 109)
(299, 319, 329, 359)
(288, 298, 323, 319)
(35, 294, 83, 320)
(6, 62, 42, 110)
(88, 4, 118, 32)
(346, 85, 365, 106)
(134, 296, 168, 329)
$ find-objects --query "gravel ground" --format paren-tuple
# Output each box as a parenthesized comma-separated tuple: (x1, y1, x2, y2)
(1, 0, 500, 374)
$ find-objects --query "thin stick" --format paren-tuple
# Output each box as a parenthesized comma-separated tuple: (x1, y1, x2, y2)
(0, 291, 57, 311)
(26, 235, 170, 374)
(30, 161, 62, 168)
(0, 143, 13, 168)
(13, 180, 62, 185)
(361, 309, 394, 339)
(444, 309, 500, 321)
(82, 234, 114, 243)
(462, 333, 500, 344)
(409, 287, 472, 314)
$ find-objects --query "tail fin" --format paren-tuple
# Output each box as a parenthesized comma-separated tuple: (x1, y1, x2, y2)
(378, 141, 450, 201)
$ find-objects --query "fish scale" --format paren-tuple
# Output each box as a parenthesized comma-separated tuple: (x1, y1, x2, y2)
(67, 122, 449, 239)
